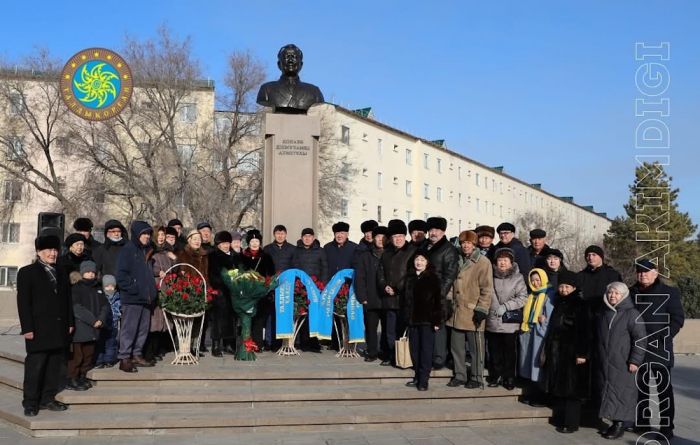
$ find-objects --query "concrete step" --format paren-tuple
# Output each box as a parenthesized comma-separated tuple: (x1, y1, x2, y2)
(56, 382, 521, 406)
(0, 357, 23, 390)
(0, 386, 550, 437)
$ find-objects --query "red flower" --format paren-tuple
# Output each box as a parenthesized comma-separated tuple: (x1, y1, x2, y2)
(165, 289, 173, 296)
(243, 338, 259, 352)
(182, 292, 189, 300)
(206, 294, 214, 303)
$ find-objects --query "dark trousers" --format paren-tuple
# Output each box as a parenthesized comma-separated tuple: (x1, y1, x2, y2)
(95, 327, 119, 365)
(364, 308, 381, 359)
(409, 325, 435, 386)
(486, 331, 517, 381)
(67, 341, 95, 379)
(433, 322, 449, 366)
(23, 348, 65, 409)
(252, 298, 273, 348)
(209, 293, 234, 343)
(636, 363, 676, 430)
(380, 309, 398, 360)
(296, 315, 320, 350)
(553, 397, 582, 429)
(118, 304, 150, 359)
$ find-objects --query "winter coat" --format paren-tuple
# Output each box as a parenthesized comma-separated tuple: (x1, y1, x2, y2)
(578, 264, 622, 316)
(103, 290, 121, 330)
(479, 244, 497, 263)
(263, 241, 296, 273)
(324, 240, 359, 276)
(177, 245, 210, 285)
(495, 238, 531, 280)
(485, 263, 528, 334)
(94, 237, 127, 277)
(377, 242, 416, 310)
(57, 251, 90, 276)
(240, 248, 275, 277)
(527, 244, 551, 270)
(630, 278, 685, 368)
(291, 239, 328, 282)
(17, 261, 74, 353)
(403, 269, 443, 327)
(208, 248, 240, 295)
(152, 245, 177, 282)
(541, 292, 590, 399)
(446, 250, 493, 331)
(426, 236, 460, 299)
(518, 269, 556, 382)
(115, 222, 157, 306)
(83, 235, 102, 258)
(353, 246, 384, 310)
(596, 293, 647, 422)
(71, 279, 110, 343)
(544, 264, 568, 290)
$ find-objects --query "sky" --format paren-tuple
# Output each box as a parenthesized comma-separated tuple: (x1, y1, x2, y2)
(2, 1, 699, 227)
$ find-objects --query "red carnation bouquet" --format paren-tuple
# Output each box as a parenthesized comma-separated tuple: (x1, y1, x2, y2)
(294, 275, 324, 319)
(333, 283, 351, 317)
(159, 273, 216, 315)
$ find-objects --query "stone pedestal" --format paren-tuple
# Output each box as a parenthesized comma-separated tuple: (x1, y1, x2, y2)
(262, 113, 321, 242)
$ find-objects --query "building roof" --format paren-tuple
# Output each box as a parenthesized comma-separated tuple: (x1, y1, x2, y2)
(330, 103, 611, 222)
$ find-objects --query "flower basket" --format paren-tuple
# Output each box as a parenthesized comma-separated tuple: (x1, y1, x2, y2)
(277, 276, 324, 356)
(221, 268, 277, 361)
(159, 263, 213, 365)
(334, 314, 360, 358)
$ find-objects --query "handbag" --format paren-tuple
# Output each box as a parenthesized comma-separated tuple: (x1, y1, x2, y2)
(502, 308, 523, 324)
(395, 329, 413, 369)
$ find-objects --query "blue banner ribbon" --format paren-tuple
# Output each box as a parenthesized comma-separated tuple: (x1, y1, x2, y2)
(274, 269, 322, 339)
(318, 269, 365, 343)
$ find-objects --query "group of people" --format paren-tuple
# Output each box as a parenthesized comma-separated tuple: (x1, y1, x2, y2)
(16, 215, 685, 442)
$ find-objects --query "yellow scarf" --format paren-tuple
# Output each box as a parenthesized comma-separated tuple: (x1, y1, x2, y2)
(521, 268, 550, 332)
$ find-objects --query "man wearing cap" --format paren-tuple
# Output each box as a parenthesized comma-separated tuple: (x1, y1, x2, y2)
(197, 221, 216, 255)
(207, 231, 239, 357)
(475, 225, 496, 262)
(115, 221, 157, 372)
(577, 245, 622, 315)
(495, 222, 532, 281)
(630, 260, 685, 438)
(527, 228, 551, 269)
(72, 217, 102, 257)
(408, 219, 428, 246)
(17, 235, 74, 416)
(93, 219, 128, 277)
(378, 219, 417, 365)
(264, 225, 296, 273)
(58, 233, 90, 275)
(292, 228, 327, 352)
(324, 222, 358, 276)
(425, 216, 459, 369)
(354, 225, 388, 362)
(167, 218, 187, 252)
(358, 219, 379, 251)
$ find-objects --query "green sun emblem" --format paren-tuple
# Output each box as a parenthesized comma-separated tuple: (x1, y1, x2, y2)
(73, 63, 119, 108)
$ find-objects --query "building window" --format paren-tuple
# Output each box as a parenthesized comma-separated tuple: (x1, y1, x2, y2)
(424, 213, 429, 221)
(377, 205, 382, 223)
(362, 132, 368, 142)
(377, 138, 383, 157)
(362, 168, 368, 176)
(484, 176, 488, 189)
(0, 266, 19, 287)
(179, 103, 197, 122)
(500, 205, 503, 217)
(8, 93, 24, 115)
(406, 210, 412, 221)
(437, 158, 442, 173)
(362, 201, 368, 211)
(423, 183, 430, 200)
(0, 223, 20, 243)
(393, 144, 399, 153)
(4, 180, 22, 202)
(7, 137, 25, 161)
(177, 144, 195, 168)
(475, 173, 480, 186)
(340, 199, 349, 218)
(423, 153, 429, 169)
(436, 187, 443, 202)
(458, 192, 462, 206)
(340, 125, 350, 144)
(458, 166, 462, 179)
(492, 179, 496, 191)
(393, 176, 399, 185)
(405, 180, 412, 196)
(377, 172, 383, 189)
(405, 148, 412, 165)
(476, 198, 480, 212)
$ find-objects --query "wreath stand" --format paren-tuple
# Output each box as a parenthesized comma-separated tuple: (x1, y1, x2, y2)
(277, 316, 305, 356)
(334, 314, 360, 358)
(161, 263, 206, 365)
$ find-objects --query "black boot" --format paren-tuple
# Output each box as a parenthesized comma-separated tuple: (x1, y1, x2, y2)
(602, 421, 625, 440)
(212, 340, 223, 357)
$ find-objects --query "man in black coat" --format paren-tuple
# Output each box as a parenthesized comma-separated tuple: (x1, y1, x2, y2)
(291, 228, 328, 282)
(357, 219, 378, 252)
(93, 219, 128, 277)
(197, 221, 216, 255)
(425, 217, 459, 368)
(475, 225, 496, 262)
(115, 221, 157, 372)
(408, 219, 428, 246)
(577, 245, 622, 315)
(263, 224, 296, 273)
(17, 235, 74, 416)
(72, 217, 102, 257)
(167, 218, 188, 253)
(378, 220, 416, 365)
(354, 226, 386, 362)
(527, 228, 551, 269)
(324, 221, 358, 276)
(495, 222, 531, 281)
(207, 231, 239, 357)
(631, 259, 685, 438)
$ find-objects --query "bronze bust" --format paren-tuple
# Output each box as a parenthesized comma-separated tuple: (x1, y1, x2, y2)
(256, 44, 324, 114)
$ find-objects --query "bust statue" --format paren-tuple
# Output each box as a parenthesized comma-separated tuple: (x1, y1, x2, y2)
(256, 44, 324, 114)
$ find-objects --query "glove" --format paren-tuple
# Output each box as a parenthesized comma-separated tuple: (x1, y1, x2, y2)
(472, 310, 487, 325)
(496, 304, 507, 317)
